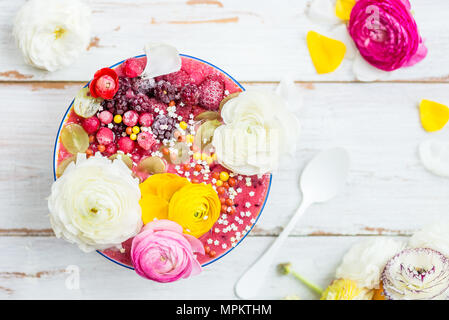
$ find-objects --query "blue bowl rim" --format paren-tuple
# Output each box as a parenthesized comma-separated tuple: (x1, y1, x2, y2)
(52, 53, 272, 270)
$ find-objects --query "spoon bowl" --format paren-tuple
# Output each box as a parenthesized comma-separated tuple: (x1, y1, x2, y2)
(300, 147, 350, 203)
(234, 148, 350, 299)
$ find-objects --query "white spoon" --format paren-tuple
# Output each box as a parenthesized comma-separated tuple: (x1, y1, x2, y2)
(234, 148, 350, 299)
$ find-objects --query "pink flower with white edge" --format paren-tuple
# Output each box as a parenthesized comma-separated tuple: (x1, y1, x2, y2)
(131, 219, 204, 282)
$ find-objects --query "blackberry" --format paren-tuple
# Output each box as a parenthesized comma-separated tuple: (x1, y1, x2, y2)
(154, 80, 179, 104)
(111, 123, 126, 138)
(151, 115, 176, 141)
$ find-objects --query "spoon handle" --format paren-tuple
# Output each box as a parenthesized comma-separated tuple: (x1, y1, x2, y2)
(234, 199, 311, 299)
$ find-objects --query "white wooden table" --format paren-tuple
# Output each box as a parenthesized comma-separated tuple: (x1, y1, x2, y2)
(1, 0, 449, 299)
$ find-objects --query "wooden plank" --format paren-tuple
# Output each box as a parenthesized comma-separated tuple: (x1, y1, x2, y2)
(0, 235, 407, 299)
(1, 82, 449, 236)
(0, 0, 448, 82)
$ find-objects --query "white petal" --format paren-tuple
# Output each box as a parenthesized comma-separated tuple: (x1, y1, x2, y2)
(307, 0, 341, 25)
(330, 24, 356, 60)
(352, 52, 392, 82)
(142, 43, 181, 78)
(275, 76, 303, 112)
(419, 139, 449, 178)
(409, 221, 449, 258)
(336, 238, 406, 289)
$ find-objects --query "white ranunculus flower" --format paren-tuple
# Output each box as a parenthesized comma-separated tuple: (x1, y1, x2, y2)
(48, 153, 142, 252)
(13, 0, 91, 72)
(409, 221, 449, 257)
(212, 88, 300, 176)
(336, 238, 406, 289)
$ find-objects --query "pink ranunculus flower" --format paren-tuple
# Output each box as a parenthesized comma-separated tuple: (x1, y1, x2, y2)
(348, 0, 427, 71)
(131, 219, 204, 283)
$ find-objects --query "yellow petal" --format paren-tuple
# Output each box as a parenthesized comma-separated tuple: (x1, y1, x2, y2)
(140, 194, 169, 224)
(335, 0, 355, 21)
(139, 173, 188, 224)
(419, 99, 449, 132)
(157, 176, 190, 202)
(139, 173, 181, 197)
(307, 31, 346, 74)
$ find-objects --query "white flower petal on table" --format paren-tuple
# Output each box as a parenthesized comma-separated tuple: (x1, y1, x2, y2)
(409, 221, 449, 258)
(307, 0, 341, 25)
(419, 139, 449, 178)
(143, 43, 181, 79)
(336, 238, 406, 289)
(275, 75, 304, 112)
(352, 52, 392, 81)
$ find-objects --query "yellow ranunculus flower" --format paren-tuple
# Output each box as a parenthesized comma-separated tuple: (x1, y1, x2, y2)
(168, 183, 221, 238)
(321, 279, 373, 300)
(139, 173, 221, 238)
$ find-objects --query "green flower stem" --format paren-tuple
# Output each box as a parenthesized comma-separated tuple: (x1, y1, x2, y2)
(290, 269, 323, 296)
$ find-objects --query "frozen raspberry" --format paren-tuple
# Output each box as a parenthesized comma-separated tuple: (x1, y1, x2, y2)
(82, 116, 100, 135)
(123, 58, 144, 78)
(117, 136, 135, 154)
(123, 110, 139, 127)
(98, 110, 113, 125)
(180, 84, 200, 107)
(96, 127, 115, 145)
(147, 98, 168, 114)
(198, 75, 225, 110)
(105, 143, 117, 155)
(137, 132, 156, 151)
(139, 113, 154, 127)
(154, 80, 179, 104)
(175, 105, 193, 121)
(157, 70, 192, 89)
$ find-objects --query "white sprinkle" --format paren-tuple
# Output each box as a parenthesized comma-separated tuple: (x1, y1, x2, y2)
(214, 240, 219, 246)
(222, 243, 227, 249)
(214, 228, 220, 233)
(245, 202, 251, 208)
(207, 239, 213, 244)
(246, 211, 251, 217)
(249, 191, 255, 197)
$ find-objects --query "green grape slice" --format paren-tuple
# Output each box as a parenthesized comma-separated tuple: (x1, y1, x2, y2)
(60, 123, 89, 155)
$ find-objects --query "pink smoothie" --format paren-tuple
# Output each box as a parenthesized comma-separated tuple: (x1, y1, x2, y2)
(56, 55, 271, 267)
